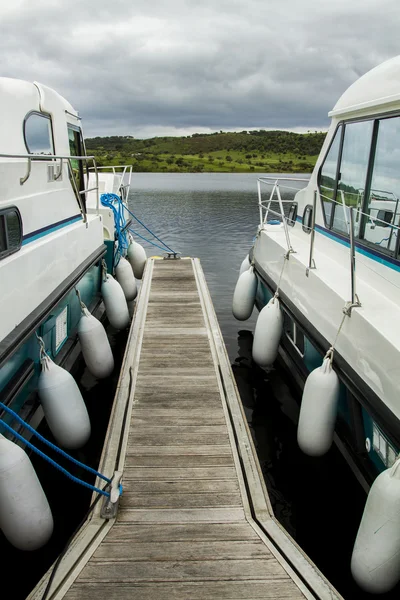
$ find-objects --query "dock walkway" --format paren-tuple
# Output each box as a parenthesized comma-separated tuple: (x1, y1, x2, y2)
(30, 258, 340, 600)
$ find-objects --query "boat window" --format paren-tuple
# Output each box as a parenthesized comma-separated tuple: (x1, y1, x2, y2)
(283, 311, 304, 356)
(287, 202, 297, 227)
(302, 205, 313, 233)
(362, 116, 400, 252)
(67, 125, 86, 209)
(319, 125, 342, 227)
(331, 120, 373, 235)
(24, 112, 54, 155)
(0, 207, 22, 259)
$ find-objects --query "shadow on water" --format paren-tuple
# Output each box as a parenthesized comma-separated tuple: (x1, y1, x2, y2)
(231, 329, 400, 600)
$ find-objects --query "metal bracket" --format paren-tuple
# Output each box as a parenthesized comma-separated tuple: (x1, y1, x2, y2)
(164, 253, 181, 260)
(305, 259, 316, 277)
(20, 157, 32, 185)
(343, 295, 361, 317)
(100, 471, 123, 519)
(54, 158, 63, 180)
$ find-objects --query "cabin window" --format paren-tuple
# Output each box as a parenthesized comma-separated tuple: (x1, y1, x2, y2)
(287, 202, 297, 227)
(319, 124, 342, 227)
(332, 120, 374, 235)
(302, 205, 313, 233)
(24, 112, 54, 155)
(361, 116, 400, 251)
(0, 207, 22, 259)
(67, 125, 86, 208)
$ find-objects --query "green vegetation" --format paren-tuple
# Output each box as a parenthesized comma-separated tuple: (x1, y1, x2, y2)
(85, 130, 326, 173)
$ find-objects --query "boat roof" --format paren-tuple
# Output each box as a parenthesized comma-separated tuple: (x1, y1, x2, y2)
(329, 55, 400, 118)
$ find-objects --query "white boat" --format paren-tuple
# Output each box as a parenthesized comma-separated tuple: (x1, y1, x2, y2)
(235, 55, 400, 593)
(0, 77, 144, 577)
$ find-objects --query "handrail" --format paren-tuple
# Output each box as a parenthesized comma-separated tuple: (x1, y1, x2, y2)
(87, 164, 132, 203)
(0, 152, 100, 219)
(257, 177, 309, 253)
(306, 189, 317, 275)
(319, 191, 400, 236)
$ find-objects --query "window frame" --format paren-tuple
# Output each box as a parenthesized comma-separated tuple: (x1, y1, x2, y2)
(23, 111, 55, 157)
(0, 206, 23, 260)
(67, 123, 87, 210)
(317, 111, 400, 260)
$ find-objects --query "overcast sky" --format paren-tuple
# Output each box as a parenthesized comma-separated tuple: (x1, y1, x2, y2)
(1, 0, 400, 138)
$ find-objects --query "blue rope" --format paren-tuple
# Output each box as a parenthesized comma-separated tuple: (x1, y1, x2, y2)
(100, 193, 129, 265)
(124, 205, 177, 254)
(0, 400, 112, 497)
(0, 419, 110, 497)
(128, 227, 177, 254)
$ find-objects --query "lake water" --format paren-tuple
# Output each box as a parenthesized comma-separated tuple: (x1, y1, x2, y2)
(127, 172, 398, 600)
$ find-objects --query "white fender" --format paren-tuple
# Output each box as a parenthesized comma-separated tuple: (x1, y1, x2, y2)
(38, 356, 91, 449)
(252, 297, 283, 366)
(351, 460, 400, 593)
(78, 309, 114, 378)
(232, 267, 257, 321)
(239, 254, 250, 276)
(115, 256, 137, 301)
(101, 274, 130, 330)
(127, 240, 147, 279)
(0, 435, 53, 550)
(297, 357, 339, 456)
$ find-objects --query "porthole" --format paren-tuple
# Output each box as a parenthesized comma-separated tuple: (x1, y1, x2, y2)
(0, 207, 23, 259)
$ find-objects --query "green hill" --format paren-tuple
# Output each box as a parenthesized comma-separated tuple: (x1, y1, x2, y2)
(85, 130, 326, 173)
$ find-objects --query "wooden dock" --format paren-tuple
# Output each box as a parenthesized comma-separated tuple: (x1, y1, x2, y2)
(30, 258, 341, 600)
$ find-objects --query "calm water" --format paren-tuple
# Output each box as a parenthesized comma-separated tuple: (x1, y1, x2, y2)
(128, 173, 397, 600)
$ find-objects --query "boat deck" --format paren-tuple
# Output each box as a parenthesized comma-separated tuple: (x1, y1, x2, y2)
(30, 258, 340, 600)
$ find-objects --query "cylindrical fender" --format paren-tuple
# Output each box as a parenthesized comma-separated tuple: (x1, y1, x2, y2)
(78, 309, 114, 378)
(239, 254, 250, 276)
(351, 460, 400, 593)
(115, 256, 137, 301)
(297, 357, 339, 456)
(127, 240, 147, 279)
(232, 267, 257, 321)
(38, 356, 91, 449)
(101, 274, 130, 330)
(252, 297, 283, 366)
(0, 435, 53, 550)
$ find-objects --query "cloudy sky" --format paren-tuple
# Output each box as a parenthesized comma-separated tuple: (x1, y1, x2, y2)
(1, 0, 400, 138)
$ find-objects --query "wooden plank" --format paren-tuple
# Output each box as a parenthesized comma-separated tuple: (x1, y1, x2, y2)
(127, 433, 231, 447)
(123, 466, 237, 479)
(127, 445, 233, 456)
(129, 425, 228, 436)
(121, 479, 239, 494)
(93, 540, 270, 561)
(105, 523, 259, 543)
(124, 454, 234, 468)
(120, 492, 242, 509)
(117, 507, 246, 524)
(131, 410, 227, 426)
(78, 558, 287, 583)
(65, 581, 305, 600)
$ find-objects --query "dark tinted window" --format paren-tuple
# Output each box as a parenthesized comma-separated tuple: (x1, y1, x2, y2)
(0, 208, 22, 259)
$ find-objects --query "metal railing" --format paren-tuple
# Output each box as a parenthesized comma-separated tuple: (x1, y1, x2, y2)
(320, 190, 400, 312)
(87, 164, 133, 202)
(257, 176, 309, 253)
(0, 152, 99, 222)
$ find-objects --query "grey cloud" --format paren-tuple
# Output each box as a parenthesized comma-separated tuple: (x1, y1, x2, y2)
(1, 0, 400, 137)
